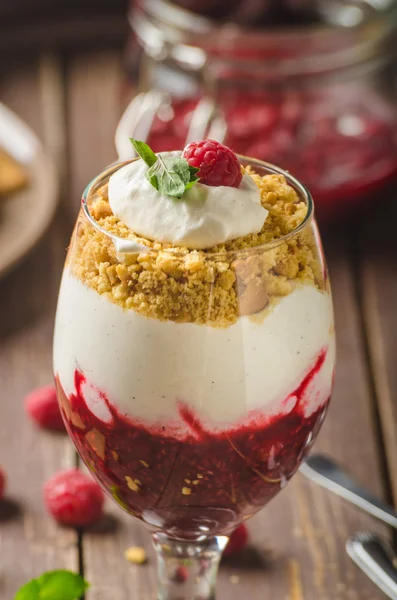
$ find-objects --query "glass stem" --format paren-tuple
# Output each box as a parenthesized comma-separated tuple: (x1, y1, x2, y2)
(152, 533, 228, 600)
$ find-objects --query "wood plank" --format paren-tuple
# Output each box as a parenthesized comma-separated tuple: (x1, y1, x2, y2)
(0, 18, 126, 52)
(64, 47, 391, 597)
(359, 199, 397, 504)
(65, 49, 124, 219)
(0, 55, 78, 597)
(0, 0, 127, 52)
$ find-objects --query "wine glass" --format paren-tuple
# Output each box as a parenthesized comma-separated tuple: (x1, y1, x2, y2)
(54, 157, 335, 600)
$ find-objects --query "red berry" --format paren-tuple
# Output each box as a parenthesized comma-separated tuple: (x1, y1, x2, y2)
(173, 565, 189, 583)
(44, 468, 104, 527)
(25, 385, 65, 431)
(182, 139, 243, 188)
(0, 467, 6, 499)
(223, 524, 248, 556)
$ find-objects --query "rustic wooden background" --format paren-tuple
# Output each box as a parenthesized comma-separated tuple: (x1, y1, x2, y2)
(0, 45, 396, 600)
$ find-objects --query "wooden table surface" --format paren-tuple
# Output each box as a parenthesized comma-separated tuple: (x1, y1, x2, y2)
(1, 48, 397, 600)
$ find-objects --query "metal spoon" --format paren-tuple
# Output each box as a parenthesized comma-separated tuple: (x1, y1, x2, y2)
(347, 532, 397, 600)
(300, 454, 397, 528)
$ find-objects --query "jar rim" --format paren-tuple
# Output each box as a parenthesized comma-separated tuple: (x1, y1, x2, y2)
(81, 155, 314, 259)
(132, 0, 397, 76)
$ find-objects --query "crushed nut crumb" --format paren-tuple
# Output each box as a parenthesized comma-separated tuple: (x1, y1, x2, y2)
(124, 546, 148, 565)
(125, 476, 140, 492)
(70, 170, 322, 326)
(182, 487, 192, 495)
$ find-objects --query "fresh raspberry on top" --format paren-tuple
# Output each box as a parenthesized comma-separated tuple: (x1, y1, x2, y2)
(223, 523, 249, 556)
(0, 467, 6, 499)
(44, 468, 104, 527)
(25, 385, 65, 431)
(182, 139, 243, 188)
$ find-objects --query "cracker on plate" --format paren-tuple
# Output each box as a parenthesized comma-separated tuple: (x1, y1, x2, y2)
(0, 149, 28, 196)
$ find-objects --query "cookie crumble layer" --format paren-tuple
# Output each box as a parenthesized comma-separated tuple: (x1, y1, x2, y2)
(70, 169, 322, 326)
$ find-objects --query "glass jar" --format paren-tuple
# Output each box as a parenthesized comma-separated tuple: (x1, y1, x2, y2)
(125, 0, 397, 220)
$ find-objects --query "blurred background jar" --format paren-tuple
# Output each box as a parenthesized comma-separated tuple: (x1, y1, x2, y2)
(122, 0, 397, 221)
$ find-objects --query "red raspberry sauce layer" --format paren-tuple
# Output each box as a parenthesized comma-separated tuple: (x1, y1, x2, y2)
(55, 349, 331, 538)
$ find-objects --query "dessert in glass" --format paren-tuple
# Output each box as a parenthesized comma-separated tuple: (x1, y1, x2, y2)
(54, 139, 335, 599)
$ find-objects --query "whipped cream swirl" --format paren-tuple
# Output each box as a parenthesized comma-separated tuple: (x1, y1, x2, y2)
(108, 153, 268, 250)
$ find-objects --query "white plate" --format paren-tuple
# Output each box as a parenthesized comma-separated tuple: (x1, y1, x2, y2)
(0, 103, 58, 279)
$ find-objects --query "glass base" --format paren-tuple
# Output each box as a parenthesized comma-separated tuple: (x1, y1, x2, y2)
(152, 533, 229, 600)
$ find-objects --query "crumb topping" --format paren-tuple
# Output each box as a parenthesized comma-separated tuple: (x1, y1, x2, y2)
(68, 168, 323, 326)
(124, 546, 147, 565)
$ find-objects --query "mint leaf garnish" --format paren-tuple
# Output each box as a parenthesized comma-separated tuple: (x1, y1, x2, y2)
(189, 165, 200, 179)
(129, 139, 157, 167)
(148, 155, 189, 198)
(186, 165, 200, 190)
(15, 570, 89, 600)
(129, 138, 200, 199)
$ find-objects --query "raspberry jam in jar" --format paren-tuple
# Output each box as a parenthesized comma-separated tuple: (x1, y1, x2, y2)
(125, 0, 397, 220)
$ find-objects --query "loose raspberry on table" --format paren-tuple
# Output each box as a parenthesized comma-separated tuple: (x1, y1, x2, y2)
(182, 139, 243, 188)
(0, 467, 6, 499)
(25, 385, 65, 431)
(223, 524, 249, 556)
(44, 469, 104, 527)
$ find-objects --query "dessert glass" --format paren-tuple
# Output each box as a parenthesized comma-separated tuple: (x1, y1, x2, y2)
(54, 157, 335, 600)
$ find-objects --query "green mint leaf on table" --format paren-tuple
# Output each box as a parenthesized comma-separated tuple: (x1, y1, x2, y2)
(15, 570, 89, 600)
(129, 138, 200, 199)
(14, 580, 40, 600)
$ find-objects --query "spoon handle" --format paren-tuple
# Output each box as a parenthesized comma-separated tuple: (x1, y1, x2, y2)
(300, 454, 397, 529)
(347, 533, 397, 600)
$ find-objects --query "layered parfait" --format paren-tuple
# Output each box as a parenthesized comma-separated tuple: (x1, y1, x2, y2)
(54, 139, 335, 539)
